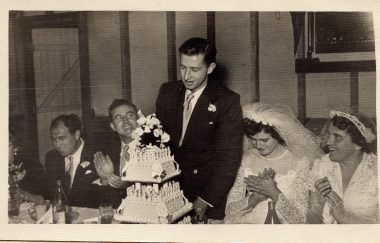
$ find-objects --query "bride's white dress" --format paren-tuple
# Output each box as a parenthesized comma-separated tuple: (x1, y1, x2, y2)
(309, 152, 379, 224)
(225, 148, 312, 224)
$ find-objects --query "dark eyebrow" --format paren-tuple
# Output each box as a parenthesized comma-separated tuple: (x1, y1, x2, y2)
(51, 135, 64, 140)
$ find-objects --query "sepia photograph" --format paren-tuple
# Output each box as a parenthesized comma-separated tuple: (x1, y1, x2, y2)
(3, 1, 380, 242)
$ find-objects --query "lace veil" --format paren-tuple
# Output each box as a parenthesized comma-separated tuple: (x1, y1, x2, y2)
(242, 102, 324, 160)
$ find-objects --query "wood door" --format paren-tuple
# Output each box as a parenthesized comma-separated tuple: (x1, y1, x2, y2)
(32, 28, 82, 166)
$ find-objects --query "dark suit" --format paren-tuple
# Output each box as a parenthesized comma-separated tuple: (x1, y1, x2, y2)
(156, 80, 243, 219)
(96, 137, 129, 208)
(45, 142, 100, 208)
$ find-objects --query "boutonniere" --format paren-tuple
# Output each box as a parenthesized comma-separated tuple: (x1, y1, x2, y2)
(80, 161, 90, 169)
(208, 103, 216, 112)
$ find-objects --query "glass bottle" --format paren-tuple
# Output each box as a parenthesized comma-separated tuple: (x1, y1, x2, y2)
(52, 180, 70, 224)
(264, 201, 280, 224)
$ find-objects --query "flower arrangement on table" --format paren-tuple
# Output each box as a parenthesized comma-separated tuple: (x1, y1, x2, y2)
(8, 161, 26, 215)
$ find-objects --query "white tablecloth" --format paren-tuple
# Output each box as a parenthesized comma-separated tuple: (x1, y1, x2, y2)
(8, 203, 100, 224)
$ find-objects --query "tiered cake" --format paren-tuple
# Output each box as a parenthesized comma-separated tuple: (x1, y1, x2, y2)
(115, 182, 192, 223)
(121, 146, 180, 183)
(114, 112, 192, 224)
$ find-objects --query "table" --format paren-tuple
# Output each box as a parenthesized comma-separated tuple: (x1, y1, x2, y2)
(8, 203, 106, 224)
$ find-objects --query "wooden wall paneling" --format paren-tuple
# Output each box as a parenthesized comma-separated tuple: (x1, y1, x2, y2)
(78, 12, 92, 141)
(250, 12, 260, 103)
(20, 20, 40, 161)
(295, 14, 307, 124)
(167, 12, 177, 83)
(119, 12, 132, 100)
(207, 12, 215, 45)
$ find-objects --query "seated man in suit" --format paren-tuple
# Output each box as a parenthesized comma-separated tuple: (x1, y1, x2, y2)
(45, 114, 99, 208)
(93, 99, 139, 208)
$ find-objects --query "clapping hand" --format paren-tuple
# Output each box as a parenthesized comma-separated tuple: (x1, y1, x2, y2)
(105, 173, 128, 189)
(94, 152, 114, 179)
(244, 168, 281, 203)
(263, 168, 275, 179)
(326, 190, 346, 222)
(314, 177, 332, 206)
(94, 152, 127, 189)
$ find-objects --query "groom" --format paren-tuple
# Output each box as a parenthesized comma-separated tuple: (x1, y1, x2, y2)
(156, 37, 243, 223)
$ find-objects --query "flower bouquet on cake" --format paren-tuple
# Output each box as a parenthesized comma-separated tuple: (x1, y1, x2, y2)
(115, 111, 193, 224)
(121, 111, 181, 183)
(133, 111, 170, 148)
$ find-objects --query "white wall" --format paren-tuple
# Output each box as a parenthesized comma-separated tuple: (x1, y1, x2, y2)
(85, 11, 376, 118)
(176, 12, 207, 80)
(259, 12, 298, 115)
(215, 12, 253, 106)
(88, 11, 123, 116)
(306, 73, 351, 118)
(359, 72, 376, 117)
(129, 12, 168, 115)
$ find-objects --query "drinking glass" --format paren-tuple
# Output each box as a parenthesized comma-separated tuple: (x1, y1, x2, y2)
(99, 203, 114, 224)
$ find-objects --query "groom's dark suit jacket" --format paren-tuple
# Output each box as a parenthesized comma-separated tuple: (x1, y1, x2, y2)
(156, 80, 243, 219)
(45, 142, 100, 208)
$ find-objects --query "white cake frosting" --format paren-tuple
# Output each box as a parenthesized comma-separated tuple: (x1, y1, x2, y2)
(121, 146, 181, 183)
(115, 112, 192, 224)
(115, 182, 192, 224)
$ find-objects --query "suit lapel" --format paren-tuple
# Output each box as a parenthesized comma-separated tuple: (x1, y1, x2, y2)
(182, 82, 218, 146)
(71, 144, 93, 192)
(50, 152, 69, 196)
(112, 139, 122, 175)
(55, 153, 66, 181)
(174, 84, 186, 147)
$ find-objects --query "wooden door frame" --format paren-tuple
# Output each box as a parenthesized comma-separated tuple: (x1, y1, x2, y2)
(11, 12, 92, 158)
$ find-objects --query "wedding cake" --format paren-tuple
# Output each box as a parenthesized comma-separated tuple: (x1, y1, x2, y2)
(115, 182, 192, 223)
(115, 112, 192, 224)
(121, 146, 180, 183)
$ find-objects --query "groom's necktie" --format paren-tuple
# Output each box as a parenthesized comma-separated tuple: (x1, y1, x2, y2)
(179, 92, 195, 146)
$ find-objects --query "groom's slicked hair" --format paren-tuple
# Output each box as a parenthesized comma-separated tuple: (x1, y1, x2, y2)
(108, 99, 138, 121)
(179, 37, 217, 66)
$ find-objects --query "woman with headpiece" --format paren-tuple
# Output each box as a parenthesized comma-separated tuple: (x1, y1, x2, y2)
(224, 103, 324, 224)
(307, 110, 378, 224)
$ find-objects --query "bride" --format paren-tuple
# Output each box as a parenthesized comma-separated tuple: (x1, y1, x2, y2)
(224, 103, 324, 224)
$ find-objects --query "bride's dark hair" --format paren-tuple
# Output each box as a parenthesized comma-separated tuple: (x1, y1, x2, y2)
(243, 118, 285, 145)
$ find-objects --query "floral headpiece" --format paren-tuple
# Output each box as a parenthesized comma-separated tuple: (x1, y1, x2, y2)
(131, 111, 170, 148)
(247, 113, 273, 126)
(329, 110, 376, 143)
